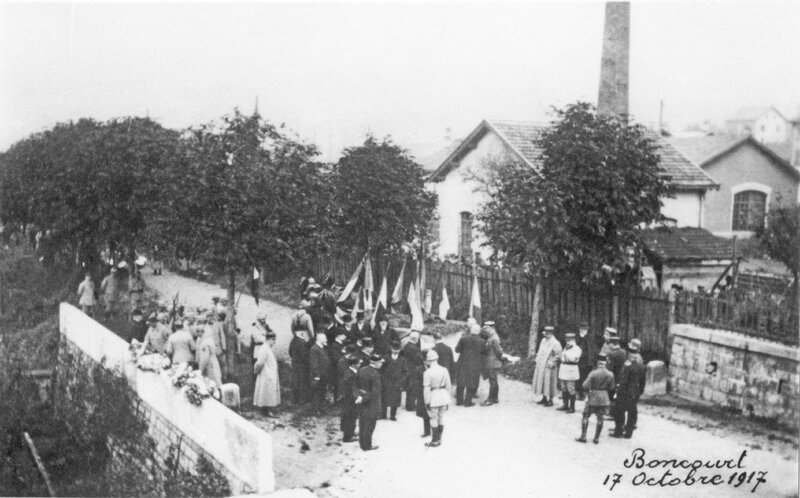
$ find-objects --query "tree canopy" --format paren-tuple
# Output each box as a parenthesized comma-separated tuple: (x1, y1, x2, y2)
(479, 102, 671, 281)
(147, 109, 332, 278)
(757, 204, 799, 278)
(331, 136, 437, 254)
(0, 117, 183, 270)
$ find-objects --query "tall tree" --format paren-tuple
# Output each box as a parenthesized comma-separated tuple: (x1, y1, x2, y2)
(478, 102, 671, 354)
(147, 109, 331, 315)
(331, 136, 437, 255)
(757, 204, 800, 314)
(0, 117, 182, 273)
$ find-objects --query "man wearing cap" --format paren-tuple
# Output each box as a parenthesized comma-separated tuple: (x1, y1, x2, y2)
(380, 340, 407, 420)
(143, 314, 170, 355)
(454, 325, 485, 407)
(289, 328, 311, 405)
(355, 353, 384, 451)
(291, 300, 315, 339)
(423, 349, 452, 447)
(310, 332, 331, 412)
(576, 354, 615, 444)
(576, 322, 599, 400)
(126, 308, 148, 343)
(481, 321, 505, 406)
(166, 320, 196, 364)
(340, 354, 361, 442)
(611, 338, 646, 439)
(532, 326, 562, 407)
(557, 332, 582, 413)
(100, 267, 121, 320)
(372, 313, 396, 356)
(254, 331, 280, 418)
(605, 329, 627, 418)
(431, 332, 455, 383)
(402, 331, 424, 411)
(128, 269, 145, 319)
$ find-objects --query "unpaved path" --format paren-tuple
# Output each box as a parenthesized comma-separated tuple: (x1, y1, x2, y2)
(145, 269, 799, 498)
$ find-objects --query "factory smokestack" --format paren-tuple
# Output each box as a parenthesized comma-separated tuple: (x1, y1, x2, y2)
(597, 2, 630, 119)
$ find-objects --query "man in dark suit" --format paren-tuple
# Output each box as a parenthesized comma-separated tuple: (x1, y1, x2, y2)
(371, 314, 396, 356)
(611, 339, 647, 439)
(401, 331, 424, 411)
(431, 332, 454, 381)
(340, 354, 361, 443)
(288, 329, 311, 405)
(309, 332, 331, 412)
(327, 328, 347, 402)
(355, 353, 384, 451)
(455, 327, 486, 407)
(351, 311, 372, 341)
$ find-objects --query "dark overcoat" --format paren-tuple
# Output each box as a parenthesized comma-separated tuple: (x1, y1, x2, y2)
(455, 334, 486, 389)
(355, 365, 383, 418)
(380, 354, 408, 408)
(616, 353, 646, 405)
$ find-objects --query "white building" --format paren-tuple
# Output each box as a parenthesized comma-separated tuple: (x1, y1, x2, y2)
(725, 106, 791, 145)
(427, 119, 718, 261)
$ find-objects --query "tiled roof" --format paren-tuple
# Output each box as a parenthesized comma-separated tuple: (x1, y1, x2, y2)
(667, 135, 740, 165)
(641, 130, 718, 190)
(430, 120, 718, 190)
(765, 141, 793, 163)
(726, 106, 777, 122)
(416, 141, 461, 172)
(640, 227, 734, 262)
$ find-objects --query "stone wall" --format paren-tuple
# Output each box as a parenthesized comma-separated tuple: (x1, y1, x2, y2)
(670, 323, 799, 427)
(56, 303, 274, 495)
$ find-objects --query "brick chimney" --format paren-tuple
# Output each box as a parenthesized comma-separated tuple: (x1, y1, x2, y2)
(597, 2, 630, 118)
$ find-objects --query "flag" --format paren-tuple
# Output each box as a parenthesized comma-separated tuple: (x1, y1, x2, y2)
(439, 287, 450, 320)
(251, 267, 260, 306)
(371, 272, 389, 328)
(469, 274, 482, 324)
(363, 257, 374, 312)
(424, 288, 432, 314)
(351, 287, 363, 320)
(408, 279, 424, 331)
(338, 254, 366, 303)
(391, 257, 407, 312)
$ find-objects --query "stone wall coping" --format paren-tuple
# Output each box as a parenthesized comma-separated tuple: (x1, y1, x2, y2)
(59, 303, 275, 495)
(671, 323, 800, 362)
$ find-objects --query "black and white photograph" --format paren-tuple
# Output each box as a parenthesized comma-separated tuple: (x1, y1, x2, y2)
(0, 1, 798, 497)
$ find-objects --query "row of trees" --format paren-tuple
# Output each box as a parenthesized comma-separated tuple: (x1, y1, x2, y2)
(0, 109, 436, 314)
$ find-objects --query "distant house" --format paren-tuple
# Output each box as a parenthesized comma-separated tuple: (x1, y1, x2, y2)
(725, 106, 791, 145)
(639, 227, 734, 292)
(670, 135, 800, 238)
(426, 119, 718, 260)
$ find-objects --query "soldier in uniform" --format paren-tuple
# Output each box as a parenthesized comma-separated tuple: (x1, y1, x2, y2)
(143, 315, 170, 354)
(166, 320, 195, 364)
(605, 330, 627, 419)
(340, 354, 361, 443)
(355, 353, 384, 451)
(576, 322, 600, 400)
(611, 338, 647, 439)
(532, 325, 562, 407)
(422, 349, 452, 447)
(100, 267, 121, 320)
(557, 332, 582, 413)
(481, 321, 505, 406)
(380, 340, 407, 420)
(576, 354, 615, 444)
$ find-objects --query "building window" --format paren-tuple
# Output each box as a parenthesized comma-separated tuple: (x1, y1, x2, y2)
(458, 211, 473, 260)
(732, 190, 766, 231)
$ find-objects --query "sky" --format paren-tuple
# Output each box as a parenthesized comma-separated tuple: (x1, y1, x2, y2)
(1, 1, 798, 162)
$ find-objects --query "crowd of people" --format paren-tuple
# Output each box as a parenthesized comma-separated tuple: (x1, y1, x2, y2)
(77, 266, 647, 452)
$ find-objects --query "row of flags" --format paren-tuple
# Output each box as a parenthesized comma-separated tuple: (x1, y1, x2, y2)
(336, 253, 482, 327)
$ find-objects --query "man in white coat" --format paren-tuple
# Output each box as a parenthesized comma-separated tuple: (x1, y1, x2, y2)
(254, 331, 280, 418)
(423, 349, 452, 448)
(557, 332, 582, 413)
(532, 326, 562, 407)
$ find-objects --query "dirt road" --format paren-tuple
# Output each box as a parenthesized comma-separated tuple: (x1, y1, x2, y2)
(145, 269, 799, 498)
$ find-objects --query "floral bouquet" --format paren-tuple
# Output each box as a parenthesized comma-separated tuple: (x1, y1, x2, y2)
(137, 353, 171, 372)
(185, 377, 218, 406)
(170, 363, 193, 388)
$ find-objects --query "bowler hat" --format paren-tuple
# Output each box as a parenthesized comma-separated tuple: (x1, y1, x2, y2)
(597, 354, 607, 362)
(628, 338, 641, 351)
(346, 354, 361, 365)
(369, 353, 384, 363)
(390, 340, 402, 350)
(356, 311, 365, 319)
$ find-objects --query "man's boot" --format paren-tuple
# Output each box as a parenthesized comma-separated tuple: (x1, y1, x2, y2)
(421, 418, 431, 438)
(566, 395, 576, 413)
(557, 391, 569, 411)
(593, 420, 603, 444)
(537, 396, 548, 405)
(575, 417, 589, 443)
(428, 426, 441, 447)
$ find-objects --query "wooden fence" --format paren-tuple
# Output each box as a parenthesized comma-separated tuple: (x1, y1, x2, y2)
(674, 290, 799, 346)
(310, 254, 674, 360)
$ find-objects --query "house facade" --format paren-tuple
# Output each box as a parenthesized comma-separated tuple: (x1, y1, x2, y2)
(428, 119, 718, 261)
(725, 106, 791, 145)
(670, 136, 800, 238)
